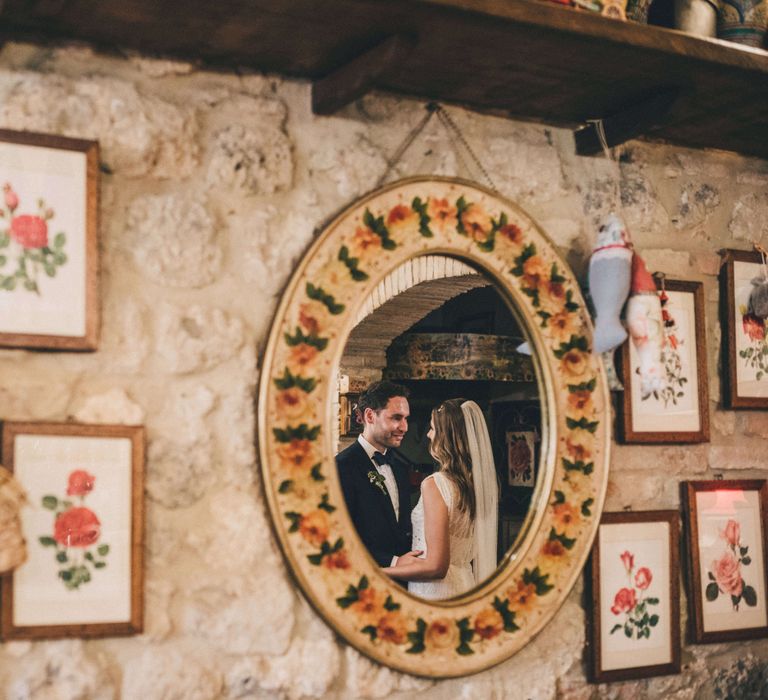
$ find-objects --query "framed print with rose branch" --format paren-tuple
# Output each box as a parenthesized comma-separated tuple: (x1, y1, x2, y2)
(681, 479, 768, 644)
(0, 129, 99, 351)
(0, 422, 144, 640)
(720, 249, 768, 409)
(588, 510, 681, 683)
(618, 278, 709, 443)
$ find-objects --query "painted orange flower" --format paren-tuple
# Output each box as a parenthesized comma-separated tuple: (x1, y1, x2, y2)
(276, 387, 309, 420)
(553, 502, 580, 532)
(276, 438, 316, 471)
(461, 203, 492, 242)
(474, 608, 504, 640)
(299, 301, 330, 336)
(507, 580, 537, 614)
(287, 343, 318, 375)
(386, 204, 418, 234)
(323, 549, 351, 570)
(498, 223, 523, 246)
(427, 197, 457, 231)
(539, 279, 567, 313)
(377, 612, 408, 644)
(522, 255, 548, 290)
(298, 510, 330, 547)
(560, 349, 589, 379)
(351, 226, 381, 255)
(542, 539, 566, 558)
(547, 311, 579, 344)
(351, 587, 386, 624)
(564, 431, 592, 462)
(425, 617, 458, 649)
(566, 390, 594, 421)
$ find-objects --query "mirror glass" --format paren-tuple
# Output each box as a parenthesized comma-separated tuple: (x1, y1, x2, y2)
(335, 255, 542, 600)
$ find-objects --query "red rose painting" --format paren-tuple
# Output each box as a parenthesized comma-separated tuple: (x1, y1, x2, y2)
(609, 550, 660, 640)
(0, 183, 68, 294)
(39, 469, 110, 590)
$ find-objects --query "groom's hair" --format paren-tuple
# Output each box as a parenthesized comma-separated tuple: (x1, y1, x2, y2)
(358, 380, 410, 415)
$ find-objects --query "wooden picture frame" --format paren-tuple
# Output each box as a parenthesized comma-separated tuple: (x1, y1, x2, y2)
(720, 249, 768, 409)
(0, 422, 144, 640)
(588, 510, 681, 683)
(0, 129, 99, 350)
(681, 479, 768, 643)
(618, 279, 709, 443)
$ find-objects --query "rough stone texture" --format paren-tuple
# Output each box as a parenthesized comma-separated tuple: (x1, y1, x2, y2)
(125, 194, 222, 288)
(0, 72, 199, 178)
(0, 39, 767, 700)
(155, 304, 245, 374)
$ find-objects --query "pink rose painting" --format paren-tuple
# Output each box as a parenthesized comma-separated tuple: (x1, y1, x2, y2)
(38, 469, 109, 590)
(0, 182, 68, 294)
(706, 518, 757, 611)
(609, 550, 660, 640)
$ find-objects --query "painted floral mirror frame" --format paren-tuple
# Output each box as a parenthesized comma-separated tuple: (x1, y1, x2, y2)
(258, 177, 611, 677)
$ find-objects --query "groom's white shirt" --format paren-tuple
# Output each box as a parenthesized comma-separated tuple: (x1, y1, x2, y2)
(357, 435, 400, 519)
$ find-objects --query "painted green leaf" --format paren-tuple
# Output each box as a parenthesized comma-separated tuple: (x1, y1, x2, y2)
(97, 544, 110, 556)
(42, 495, 58, 510)
(38, 536, 56, 547)
(705, 582, 719, 601)
(743, 585, 758, 607)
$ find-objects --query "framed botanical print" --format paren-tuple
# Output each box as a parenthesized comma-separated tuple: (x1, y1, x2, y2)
(0, 129, 99, 350)
(619, 279, 709, 443)
(588, 510, 681, 683)
(0, 422, 144, 640)
(720, 249, 768, 408)
(506, 430, 536, 487)
(681, 479, 768, 643)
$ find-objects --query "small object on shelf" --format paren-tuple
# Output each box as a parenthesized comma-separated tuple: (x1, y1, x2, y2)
(675, 0, 718, 37)
(716, 0, 768, 47)
(625, 0, 653, 22)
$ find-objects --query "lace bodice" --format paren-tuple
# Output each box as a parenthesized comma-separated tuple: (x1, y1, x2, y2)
(408, 471, 475, 600)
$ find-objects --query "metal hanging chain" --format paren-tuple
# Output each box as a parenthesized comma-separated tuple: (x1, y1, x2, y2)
(376, 101, 497, 191)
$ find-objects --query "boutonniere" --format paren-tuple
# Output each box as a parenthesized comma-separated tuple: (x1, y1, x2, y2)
(367, 470, 387, 495)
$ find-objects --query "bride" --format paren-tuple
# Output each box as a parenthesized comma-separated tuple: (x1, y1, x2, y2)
(382, 399, 499, 599)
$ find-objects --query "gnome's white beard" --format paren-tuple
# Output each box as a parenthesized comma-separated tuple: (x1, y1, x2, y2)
(627, 292, 667, 399)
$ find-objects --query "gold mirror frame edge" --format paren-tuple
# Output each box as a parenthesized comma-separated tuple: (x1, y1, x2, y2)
(258, 176, 611, 678)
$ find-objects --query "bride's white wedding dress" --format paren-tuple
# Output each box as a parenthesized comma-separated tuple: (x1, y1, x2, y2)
(408, 471, 475, 600)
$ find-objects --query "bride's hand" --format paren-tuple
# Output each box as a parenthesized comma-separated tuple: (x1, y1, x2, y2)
(395, 550, 423, 567)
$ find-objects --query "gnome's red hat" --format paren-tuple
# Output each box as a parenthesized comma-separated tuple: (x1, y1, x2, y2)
(631, 253, 656, 294)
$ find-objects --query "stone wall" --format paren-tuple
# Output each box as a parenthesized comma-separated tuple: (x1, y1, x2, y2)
(0, 41, 767, 699)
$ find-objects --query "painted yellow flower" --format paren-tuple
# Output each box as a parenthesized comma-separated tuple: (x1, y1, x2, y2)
(539, 279, 567, 314)
(377, 611, 408, 644)
(507, 580, 537, 614)
(542, 539, 567, 559)
(276, 438, 317, 472)
(473, 607, 504, 640)
(427, 197, 458, 232)
(567, 389, 594, 419)
(425, 617, 458, 649)
(299, 510, 330, 547)
(546, 310, 579, 344)
(322, 549, 350, 570)
(351, 587, 386, 625)
(350, 226, 381, 256)
(560, 349, 589, 379)
(276, 387, 310, 420)
(299, 301, 331, 336)
(564, 430, 593, 462)
(498, 222, 524, 247)
(461, 203, 492, 242)
(287, 343, 319, 375)
(522, 255, 548, 290)
(553, 502, 580, 533)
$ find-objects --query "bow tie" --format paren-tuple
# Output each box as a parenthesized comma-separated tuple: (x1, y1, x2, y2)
(372, 451, 388, 467)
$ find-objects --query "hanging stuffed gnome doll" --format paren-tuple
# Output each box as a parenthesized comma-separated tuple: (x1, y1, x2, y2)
(626, 254, 667, 399)
(0, 465, 27, 574)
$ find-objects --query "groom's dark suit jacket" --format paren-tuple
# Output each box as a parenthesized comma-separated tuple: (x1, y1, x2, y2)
(336, 441, 412, 567)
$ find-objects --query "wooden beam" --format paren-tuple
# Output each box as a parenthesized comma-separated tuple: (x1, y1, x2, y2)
(312, 34, 416, 116)
(574, 87, 681, 156)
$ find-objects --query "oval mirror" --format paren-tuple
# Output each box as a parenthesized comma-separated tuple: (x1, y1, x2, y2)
(259, 177, 610, 676)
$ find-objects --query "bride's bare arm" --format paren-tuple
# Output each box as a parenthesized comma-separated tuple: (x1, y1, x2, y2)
(382, 478, 450, 581)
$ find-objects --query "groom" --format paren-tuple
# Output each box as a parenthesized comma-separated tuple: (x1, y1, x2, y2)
(336, 380, 414, 567)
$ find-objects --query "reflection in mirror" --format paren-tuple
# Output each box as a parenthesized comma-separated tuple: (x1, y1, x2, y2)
(335, 255, 541, 600)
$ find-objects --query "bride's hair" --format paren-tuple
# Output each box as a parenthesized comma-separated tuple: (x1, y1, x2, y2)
(429, 399, 475, 519)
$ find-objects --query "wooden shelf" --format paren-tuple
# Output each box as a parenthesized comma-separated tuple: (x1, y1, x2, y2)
(1, 0, 767, 159)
